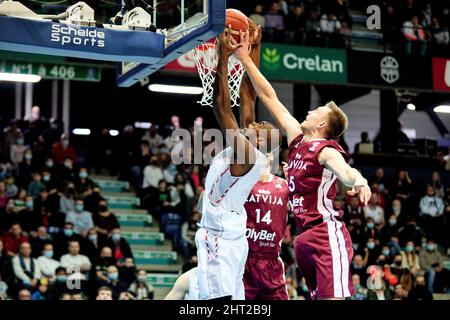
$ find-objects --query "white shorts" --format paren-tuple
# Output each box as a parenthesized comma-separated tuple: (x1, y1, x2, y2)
(195, 228, 248, 300)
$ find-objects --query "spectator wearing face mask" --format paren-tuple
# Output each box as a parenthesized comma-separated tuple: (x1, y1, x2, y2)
(100, 265, 128, 300)
(419, 185, 445, 239)
(83, 186, 103, 214)
(17, 196, 40, 233)
(365, 238, 381, 266)
(52, 223, 83, 259)
(93, 246, 116, 285)
(142, 156, 164, 190)
(82, 228, 102, 263)
(106, 228, 132, 264)
(128, 269, 154, 300)
(65, 198, 93, 238)
(37, 243, 60, 281)
(379, 214, 402, 255)
(41, 170, 58, 193)
(47, 267, 70, 300)
(367, 275, 393, 300)
(400, 241, 421, 275)
(419, 240, 443, 293)
(74, 167, 96, 196)
(93, 200, 120, 243)
(364, 217, 379, 241)
(406, 275, 433, 300)
(52, 133, 76, 164)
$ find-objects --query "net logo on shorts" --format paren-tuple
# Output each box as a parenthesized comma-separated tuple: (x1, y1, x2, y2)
(380, 56, 399, 84)
(50, 24, 105, 48)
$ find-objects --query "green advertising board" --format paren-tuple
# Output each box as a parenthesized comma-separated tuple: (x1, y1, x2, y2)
(260, 44, 347, 84)
(0, 59, 101, 82)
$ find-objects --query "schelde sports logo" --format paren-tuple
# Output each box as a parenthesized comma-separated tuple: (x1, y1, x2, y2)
(262, 48, 281, 70)
(50, 24, 105, 48)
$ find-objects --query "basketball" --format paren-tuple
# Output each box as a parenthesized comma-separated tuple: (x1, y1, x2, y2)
(225, 9, 249, 42)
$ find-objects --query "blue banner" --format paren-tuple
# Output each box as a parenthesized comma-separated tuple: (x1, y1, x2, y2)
(0, 16, 164, 63)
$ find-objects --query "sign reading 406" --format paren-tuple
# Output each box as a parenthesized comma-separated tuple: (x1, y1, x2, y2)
(0, 60, 101, 82)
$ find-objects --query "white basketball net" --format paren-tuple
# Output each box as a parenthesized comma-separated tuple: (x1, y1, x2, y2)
(193, 40, 245, 108)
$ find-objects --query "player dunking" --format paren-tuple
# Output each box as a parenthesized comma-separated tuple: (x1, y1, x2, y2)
(236, 22, 289, 301)
(194, 29, 277, 300)
(233, 30, 371, 300)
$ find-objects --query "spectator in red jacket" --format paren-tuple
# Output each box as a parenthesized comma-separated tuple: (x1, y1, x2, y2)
(2, 223, 29, 257)
(51, 133, 76, 164)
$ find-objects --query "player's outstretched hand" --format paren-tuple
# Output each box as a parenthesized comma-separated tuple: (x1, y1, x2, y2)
(347, 183, 371, 206)
(232, 30, 251, 62)
(247, 19, 262, 46)
(217, 26, 242, 59)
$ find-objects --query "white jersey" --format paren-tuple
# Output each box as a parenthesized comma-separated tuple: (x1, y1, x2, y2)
(199, 146, 267, 240)
(184, 267, 199, 300)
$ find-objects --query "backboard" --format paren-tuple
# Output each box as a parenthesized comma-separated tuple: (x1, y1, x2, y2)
(116, 0, 226, 87)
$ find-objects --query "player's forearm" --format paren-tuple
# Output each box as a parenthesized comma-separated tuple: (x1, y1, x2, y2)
(341, 167, 367, 188)
(239, 71, 256, 128)
(241, 55, 278, 104)
(213, 60, 231, 117)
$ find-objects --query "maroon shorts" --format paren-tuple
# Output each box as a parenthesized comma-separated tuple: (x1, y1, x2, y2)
(294, 220, 354, 299)
(243, 253, 288, 300)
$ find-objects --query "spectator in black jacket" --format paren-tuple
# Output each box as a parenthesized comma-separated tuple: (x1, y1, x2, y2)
(106, 228, 132, 263)
(99, 265, 128, 300)
(407, 275, 433, 300)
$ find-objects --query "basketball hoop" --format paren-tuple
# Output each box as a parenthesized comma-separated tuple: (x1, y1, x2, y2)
(193, 39, 245, 108)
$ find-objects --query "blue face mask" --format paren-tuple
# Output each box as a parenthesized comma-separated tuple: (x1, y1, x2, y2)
(43, 175, 50, 182)
(56, 275, 67, 283)
(353, 244, 359, 250)
(88, 234, 97, 242)
(62, 140, 69, 148)
(64, 229, 74, 237)
(112, 233, 121, 242)
(406, 245, 414, 253)
(426, 244, 435, 251)
(17, 138, 24, 145)
(75, 204, 84, 213)
(367, 242, 375, 249)
(382, 249, 390, 256)
(389, 219, 397, 226)
(25, 154, 32, 161)
(367, 222, 374, 229)
(46, 161, 53, 168)
(44, 250, 53, 258)
(79, 172, 88, 179)
(108, 272, 119, 281)
(25, 201, 34, 209)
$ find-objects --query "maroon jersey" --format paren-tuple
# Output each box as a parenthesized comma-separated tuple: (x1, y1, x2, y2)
(244, 174, 288, 255)
(287, 134, 349, 233)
